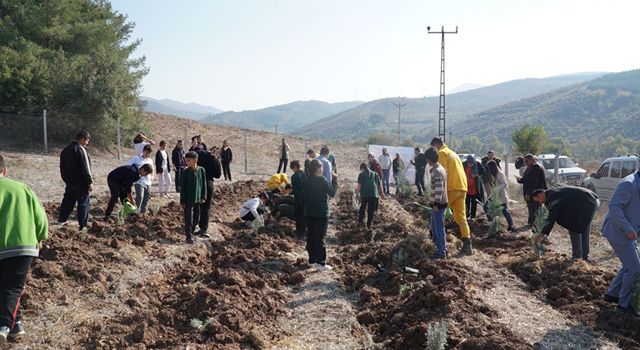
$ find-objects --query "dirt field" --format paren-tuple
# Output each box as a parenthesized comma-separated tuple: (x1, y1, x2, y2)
(0, 113, 635, 349)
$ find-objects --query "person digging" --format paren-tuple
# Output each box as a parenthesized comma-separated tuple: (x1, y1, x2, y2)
(532, 186, 600, 261)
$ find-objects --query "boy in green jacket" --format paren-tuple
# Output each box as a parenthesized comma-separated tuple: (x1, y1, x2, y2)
(0, 154, 48, 342)
(290, 160, 306, 239)
(302, 159, 338, 271)
(180, 152, 207, 244)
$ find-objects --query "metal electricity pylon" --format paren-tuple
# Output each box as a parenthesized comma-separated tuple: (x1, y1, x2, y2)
(428, 25, 458, 143)
(393, 101, 406, 146)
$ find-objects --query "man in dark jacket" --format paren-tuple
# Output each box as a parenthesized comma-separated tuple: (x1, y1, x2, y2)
(104, 164, 153, 219)
(533, 186, 600, 261)
(517, 154, 547, 226)
(172, 140, 186, 192)
(410, 147, 427, 196)
(220, 140, 233, 181)
(194, 149, 221, 238)
(58, 131, 93, 229)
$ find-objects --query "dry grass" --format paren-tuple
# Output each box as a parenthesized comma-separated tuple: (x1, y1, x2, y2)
(458, 251, 620, 350)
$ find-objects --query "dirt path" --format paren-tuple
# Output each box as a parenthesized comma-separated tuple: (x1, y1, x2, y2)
(270, 223, 375, 350)
(459, 248, 620, 349)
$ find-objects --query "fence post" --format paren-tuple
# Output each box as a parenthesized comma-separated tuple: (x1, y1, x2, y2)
(554, 153, 560, 184)
(183, 126, 188, 147)
(116, 116, 121, 160)
(43, 109, 48, 154)
(244, 129, 248, 173)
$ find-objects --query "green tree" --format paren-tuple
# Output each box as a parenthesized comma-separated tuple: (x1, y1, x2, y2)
(0, 0, 147, 147)
(457, 136, 483, 155)
(485, 135, 507, 157)
(367, 132, 395, 146)
(542, 136, 572, 156)
(512, 124, 548, 155)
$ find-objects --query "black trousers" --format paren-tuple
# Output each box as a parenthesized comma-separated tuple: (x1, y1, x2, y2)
(294, 203, 306, 237)
(198, 180, 214, 233)
(277, 158, 289, 174)
(305, 216, 328, 264)
(358, 197, 379, 227)
(526, 199, 540, 225)
(222, 161, 232, 181)
(58, 185, 90, 228)
(0, 256, 33, 329)
(175, 167, 184, 192)
(183, 203, 201, 239)
(415, 169, 425, 195)
(466, 193, 481, 218)
(105, 179, 127, 218)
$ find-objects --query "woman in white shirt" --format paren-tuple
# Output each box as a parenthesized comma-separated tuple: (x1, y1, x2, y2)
(155, 141, 172, 197)
(483, 160, 516, 232)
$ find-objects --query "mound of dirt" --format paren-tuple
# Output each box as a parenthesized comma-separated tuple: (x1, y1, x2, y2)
(331, 190, 532, 349)
(510, 253, 640, 348)
(20, 181, 308, 349)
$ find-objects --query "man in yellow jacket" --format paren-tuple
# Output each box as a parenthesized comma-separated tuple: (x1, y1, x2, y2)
(267, 173, 289, 191)
(431, 137, 473, 255)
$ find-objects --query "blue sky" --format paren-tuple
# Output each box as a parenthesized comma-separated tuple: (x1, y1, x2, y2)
(111, 0, 640, 111)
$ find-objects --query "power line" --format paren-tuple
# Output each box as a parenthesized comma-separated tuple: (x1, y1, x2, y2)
(393, 101, 406, 146)
(428, 25, 458, 143)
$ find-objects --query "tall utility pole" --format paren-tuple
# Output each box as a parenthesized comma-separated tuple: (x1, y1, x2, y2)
(428, 25, 458, 143)
(393, 101, 406, 146)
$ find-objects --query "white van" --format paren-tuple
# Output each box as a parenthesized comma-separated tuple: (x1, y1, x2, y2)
(537, 154, 587, 186)
(582, 155, 639, 201)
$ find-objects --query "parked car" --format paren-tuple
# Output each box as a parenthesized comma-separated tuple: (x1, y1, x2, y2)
(537, 154, 587, 186)
(582, 155, 639, 201)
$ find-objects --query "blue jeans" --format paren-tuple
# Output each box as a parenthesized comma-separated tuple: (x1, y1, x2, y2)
(606, 239, 640, 308)
(134, 183, 150, 213)
(484, 203, 514, 228)
(430, 207, 446, 256)
(58, 186, 90, 229)
(381, 169, 390, 194)
(569, 225, 591, 260)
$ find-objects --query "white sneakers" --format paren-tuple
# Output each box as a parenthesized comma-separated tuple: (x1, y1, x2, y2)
(316, 264, 333, 272)
(0, 326, 9, 344)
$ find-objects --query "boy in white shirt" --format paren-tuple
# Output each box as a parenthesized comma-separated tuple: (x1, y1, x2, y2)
(127, 144, 154, 213)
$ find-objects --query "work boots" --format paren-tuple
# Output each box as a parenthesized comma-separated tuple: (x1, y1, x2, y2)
(461, 238, 474, 256)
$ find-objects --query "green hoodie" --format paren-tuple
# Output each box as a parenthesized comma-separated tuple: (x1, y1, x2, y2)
(0, 177, 49, 260)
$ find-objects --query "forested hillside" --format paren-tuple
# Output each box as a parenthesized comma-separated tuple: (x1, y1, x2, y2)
(202, 100, 362, 132)
(453, 69, 640, 159)
(294, 73, 605, 142)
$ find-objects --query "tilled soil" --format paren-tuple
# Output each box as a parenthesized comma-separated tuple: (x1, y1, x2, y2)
(15, 180, 308, 349)
(510, 254, 640, 348)
(331, 191, 533, 349)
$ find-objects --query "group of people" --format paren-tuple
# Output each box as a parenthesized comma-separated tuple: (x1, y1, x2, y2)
(54, 131, 235, 244)
(241, 145, 338, 271)
(1, 130, 640, 344)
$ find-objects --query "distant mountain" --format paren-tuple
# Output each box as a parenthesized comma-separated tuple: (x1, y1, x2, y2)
(452, 69, 640, 154)
(142, 96, 223, 120)
(202, 100, 363, 133)
(449, 83, 484, 94)
(294, 73, 607, 141)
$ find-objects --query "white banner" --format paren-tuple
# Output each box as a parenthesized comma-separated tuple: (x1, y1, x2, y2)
(367, 144, 418, 184)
